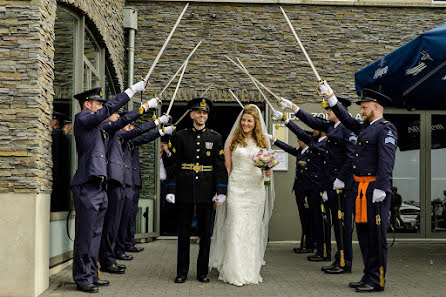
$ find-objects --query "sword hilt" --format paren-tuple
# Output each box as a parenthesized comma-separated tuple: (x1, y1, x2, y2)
(152, 111, 157, 121)
(139, 91, 144, 114)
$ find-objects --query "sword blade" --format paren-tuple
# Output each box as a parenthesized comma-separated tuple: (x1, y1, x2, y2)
(200, 83, 214, 97)
(228, 89, 244, 108)
(280, 6, 322, 82)
(225, 55, 282, 102)
(173, 109, 190, 126)
(158, 40, 202, 98)
(236, 58, 276, 112)
(144, 3, 189, 82)
(166, 59, 188, 115)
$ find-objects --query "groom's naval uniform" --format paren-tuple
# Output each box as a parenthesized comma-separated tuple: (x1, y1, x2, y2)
(167, 98, 228, 283)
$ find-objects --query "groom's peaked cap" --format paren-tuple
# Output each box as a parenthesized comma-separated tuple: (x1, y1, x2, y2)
(187, 97, 213, 112)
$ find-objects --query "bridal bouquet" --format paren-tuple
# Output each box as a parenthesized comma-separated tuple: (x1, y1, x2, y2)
(252, 149, 279, 186)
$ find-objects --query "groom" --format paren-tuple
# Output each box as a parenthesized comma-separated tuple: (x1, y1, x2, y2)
(166, 97, 228, 283)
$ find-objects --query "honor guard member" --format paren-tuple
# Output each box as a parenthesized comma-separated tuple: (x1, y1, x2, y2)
(320, 82, 397, 292)
(114, 114, 170, 261)
(272, 114, 331, 262)
(98, 100, 159, 275)
(71, 81, 146, 293)
(268, 132, 315, 254)
(279, 97, 356, 273)
(124, 124, 175, 252)
(166, 98, 228, 284)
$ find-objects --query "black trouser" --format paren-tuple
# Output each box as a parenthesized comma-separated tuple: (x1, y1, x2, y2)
(327, 189, 354, 270)
(294, 186, 314, 250)
(176, 203, 213, 277)
(72, 180, 108, 286)
(99, 181, 124, 266)
(356, 182, 391, 287)
(309, 189, 331, 257)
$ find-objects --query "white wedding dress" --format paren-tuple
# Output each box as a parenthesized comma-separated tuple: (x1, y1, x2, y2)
(209, 138, 267, 286)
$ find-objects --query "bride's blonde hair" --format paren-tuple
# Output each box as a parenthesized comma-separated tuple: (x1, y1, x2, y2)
(229, 104, 268, 152)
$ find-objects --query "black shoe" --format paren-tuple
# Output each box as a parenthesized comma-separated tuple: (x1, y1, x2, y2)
(116, 262, 126, 269)
(76, 284, 99, 293)
(126, 245, 144, 253)
(307, 254, 331, 262)
(117, 253, 133, 261)
(101, 264, 125, 274)
(356, 283, 384, 292)
(321, 263, 337, 271)
(94, 279, 110, 286)
(293, 247, 314, 254)
(174, 275, 187, 283)
(349, 281, 365, 288)
(197, 275, 210, 283)
(324, 265, 351, 274)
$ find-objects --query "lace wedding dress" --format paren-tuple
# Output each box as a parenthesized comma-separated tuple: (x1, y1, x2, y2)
(209, 138, 266, 286)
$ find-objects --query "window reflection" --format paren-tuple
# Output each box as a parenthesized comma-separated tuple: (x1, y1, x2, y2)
(431, 115, 446, 232)
(385, 114, 420, 233)
(52, 7, 75, 212)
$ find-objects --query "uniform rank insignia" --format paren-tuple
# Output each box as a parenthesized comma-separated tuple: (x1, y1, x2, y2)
(385, 130, 395, 145)
(205, 142, 213, 149)
(206, 151, 211, 156)
(219, 149, 224, 155)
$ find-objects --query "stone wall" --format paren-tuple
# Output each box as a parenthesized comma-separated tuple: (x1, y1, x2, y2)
(0, 0, 57, 194)
(59, 0, 126, 88)
(0, 0, 125, 194)
(129, 1, 446, 103)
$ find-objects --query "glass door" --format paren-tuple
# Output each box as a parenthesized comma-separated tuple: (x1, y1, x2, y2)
(428, 113, 446, 237)
(384, 112, 424, 237)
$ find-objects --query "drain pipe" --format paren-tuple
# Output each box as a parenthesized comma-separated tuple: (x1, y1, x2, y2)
(124, 7, 138, 110)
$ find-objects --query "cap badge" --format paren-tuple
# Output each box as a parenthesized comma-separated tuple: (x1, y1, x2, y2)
(200, 99, 207, 108)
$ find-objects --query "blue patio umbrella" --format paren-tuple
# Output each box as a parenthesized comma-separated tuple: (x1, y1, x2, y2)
(355, 23, 446, 110)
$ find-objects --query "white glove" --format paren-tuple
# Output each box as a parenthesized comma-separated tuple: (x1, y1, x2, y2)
(372, 189, 386, 203)
(155, 115, 170, 126)
(267, 134, 273, 140)
(166, 193, 175, 204)
(272, 110, 284, 121)
(321, 191, 328, 202)
(132, 81, 147, 93)
(125, 81, 147, 98)
(333, 178, 345, 190)
(159, 126, 174, 136)
(147, 97, 158, 109)
(279, 97, 293, 110)
(318, 80, 334, 97)
(213, 194, 226, 205)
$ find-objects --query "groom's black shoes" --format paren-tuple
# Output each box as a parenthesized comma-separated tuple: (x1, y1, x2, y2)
(175, 275, 187, 283)
(197, 275, 210, 283)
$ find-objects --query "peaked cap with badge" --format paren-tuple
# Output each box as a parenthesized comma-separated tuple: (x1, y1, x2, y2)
(74, 87, 106, 104)
(187, 97, 213, 112)
(356, 88, 392, 107)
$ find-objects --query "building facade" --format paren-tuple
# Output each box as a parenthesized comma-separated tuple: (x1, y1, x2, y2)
(0, 0, 445, 296)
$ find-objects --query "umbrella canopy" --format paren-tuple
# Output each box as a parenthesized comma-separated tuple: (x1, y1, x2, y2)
(355, 23, 446, 110)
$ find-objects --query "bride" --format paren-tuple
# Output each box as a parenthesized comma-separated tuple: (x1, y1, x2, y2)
(209, 104, 275, 286)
